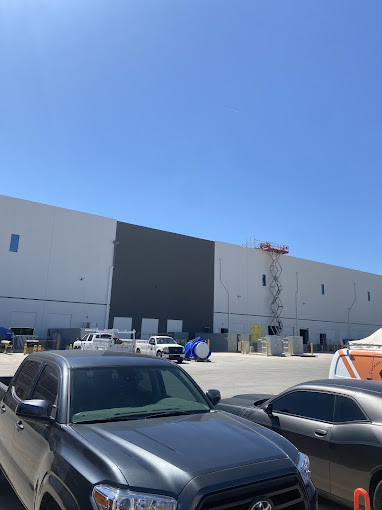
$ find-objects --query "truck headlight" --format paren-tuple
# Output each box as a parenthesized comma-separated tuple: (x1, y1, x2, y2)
(93, 485, 177, 509)
(297, 453, 311, 485)
(163, 347, 169, 353)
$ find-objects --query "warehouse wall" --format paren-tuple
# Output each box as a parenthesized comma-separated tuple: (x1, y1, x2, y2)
(109, 222, 215, 335)
(0, 195, 117, 336)
(214, 241, 382, 344)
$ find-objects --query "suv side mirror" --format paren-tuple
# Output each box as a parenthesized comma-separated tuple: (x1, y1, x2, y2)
(16, 399, 54, 425)
(264, 403, 273, 416)
(206, 389, 221, 406)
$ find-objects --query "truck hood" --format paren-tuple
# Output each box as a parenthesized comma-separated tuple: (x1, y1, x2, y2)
(71, 410, 297, 497)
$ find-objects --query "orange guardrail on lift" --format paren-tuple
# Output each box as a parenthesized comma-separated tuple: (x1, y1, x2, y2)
(354, 488, 370, 510)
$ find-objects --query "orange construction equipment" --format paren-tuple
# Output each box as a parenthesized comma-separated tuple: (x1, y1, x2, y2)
(354, 488, 370, 510)
(259, 241, 289, 254)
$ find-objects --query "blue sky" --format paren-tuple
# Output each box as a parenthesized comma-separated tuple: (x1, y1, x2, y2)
(1, 0, 381, 274)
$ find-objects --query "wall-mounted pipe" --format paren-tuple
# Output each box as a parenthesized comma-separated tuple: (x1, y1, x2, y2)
(105, 240, 119, 329)
(295, 272, 299, 336)
(347, 283, 357, 339)
(219, 258, 230, 333)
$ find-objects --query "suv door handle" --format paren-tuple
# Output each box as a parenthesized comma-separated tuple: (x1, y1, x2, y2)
(16, 421, 24, 431)
(314, 428, 327, 437)
(1, 405, 5, 413)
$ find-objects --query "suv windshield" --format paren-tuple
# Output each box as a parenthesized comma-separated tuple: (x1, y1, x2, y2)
(70, 365, 210, 423)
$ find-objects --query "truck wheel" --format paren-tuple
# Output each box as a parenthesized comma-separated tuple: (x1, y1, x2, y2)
(136, 348, 141, 354)
(373, 479, 382, 509)
(40, 494, 62, 510)
(156, 351, 162, 358)
(177, 360, 183, 364)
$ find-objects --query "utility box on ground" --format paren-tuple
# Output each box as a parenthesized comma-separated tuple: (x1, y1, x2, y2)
(258, 335, 283, 356)
(282, 336, 303, 355)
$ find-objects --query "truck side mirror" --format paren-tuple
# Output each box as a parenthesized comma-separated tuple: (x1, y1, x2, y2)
(16, 399, 54, 425)
(206, 389, 221, 406)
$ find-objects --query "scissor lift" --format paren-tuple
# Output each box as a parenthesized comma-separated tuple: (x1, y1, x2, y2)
(246, 239, 289, 336)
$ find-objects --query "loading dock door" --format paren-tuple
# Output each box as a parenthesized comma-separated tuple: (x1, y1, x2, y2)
(113, 317, 132, 331)
(141, 318, 159, 339)
(11, 312, 37, 328)
(47, 313, 72, 329)
(167, 320, 183, 333)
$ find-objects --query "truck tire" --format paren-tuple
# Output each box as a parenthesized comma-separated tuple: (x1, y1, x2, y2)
(156, 351, 162, 358)
(136, 348, 141, 354)
(40, 494, 62, 510)
(177, 360, 183, 364)
(373, 479, 382, 509)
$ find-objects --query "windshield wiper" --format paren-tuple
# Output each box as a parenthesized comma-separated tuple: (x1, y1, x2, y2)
(74, 409, 209, 424)
(144, 410, 209, 419)
(74, 415, 146, 424)
(144, 411, 191, 419)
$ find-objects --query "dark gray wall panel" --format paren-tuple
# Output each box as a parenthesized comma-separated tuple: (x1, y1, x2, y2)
(109, 222, 214, 335)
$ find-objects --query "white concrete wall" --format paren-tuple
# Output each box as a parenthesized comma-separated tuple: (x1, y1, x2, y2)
(214, 241, 382, 344)
(0, 195, 117, 336)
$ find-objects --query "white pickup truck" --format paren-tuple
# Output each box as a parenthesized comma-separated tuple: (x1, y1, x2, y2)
(135, 336, 185, 363)
(73, 330, 135, 352)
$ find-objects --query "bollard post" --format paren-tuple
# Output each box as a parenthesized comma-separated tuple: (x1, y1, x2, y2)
(33, 345, 37, 352)
(38, 345, 42, 352)
(241, 341, 245, 354)
(69, 344, 73, 350)
(311, 343, 314, 356)
(289, 342, 292, 356)
(23, 344, 27, 355)
(208, 339, 210, 348)
(266, 342, 269, 357)
(354, 488, 370, 510)
(56, 340, 60, 351)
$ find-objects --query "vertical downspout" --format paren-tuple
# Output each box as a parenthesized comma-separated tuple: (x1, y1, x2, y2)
(347, 283, 357, 339)
(105, 239, 119, 329)
(295, 272, 299, 337)
(219, 258, 230, 332)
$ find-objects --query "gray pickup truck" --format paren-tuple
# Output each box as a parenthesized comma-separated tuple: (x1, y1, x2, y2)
(0, 351, 316, 510)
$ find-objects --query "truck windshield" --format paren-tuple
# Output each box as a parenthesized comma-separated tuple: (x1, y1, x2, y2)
(156, 337, 177, 345)
(70, 365, 211, 423)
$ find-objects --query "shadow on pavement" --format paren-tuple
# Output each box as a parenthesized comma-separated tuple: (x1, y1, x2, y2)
(319, 496, 348, 509)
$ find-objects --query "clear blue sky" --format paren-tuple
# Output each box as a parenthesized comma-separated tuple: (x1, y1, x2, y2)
(1, 1, 381, 274)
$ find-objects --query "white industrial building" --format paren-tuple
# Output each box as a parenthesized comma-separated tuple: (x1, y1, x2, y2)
(214, 241, 382, 344)
(1, 194, 381, 345)
(0, 195, 117, 336)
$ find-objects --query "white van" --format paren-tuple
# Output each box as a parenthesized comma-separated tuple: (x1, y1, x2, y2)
(329, 348, 381, 381)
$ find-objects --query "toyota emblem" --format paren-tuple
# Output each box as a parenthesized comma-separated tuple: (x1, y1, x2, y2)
(250, 499, 273, 510)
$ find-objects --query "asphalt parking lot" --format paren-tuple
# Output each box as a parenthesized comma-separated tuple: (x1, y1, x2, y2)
(0, 351, 346, 509)
(181, 352, 346, 510)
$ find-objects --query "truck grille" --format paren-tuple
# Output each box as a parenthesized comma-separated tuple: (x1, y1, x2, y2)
(196, 475, 306, 510)
(169, 347, 183, 354)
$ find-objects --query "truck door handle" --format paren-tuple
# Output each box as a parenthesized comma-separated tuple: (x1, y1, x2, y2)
(16, 421, 24, 431)
(1, 405, 5, 413)
(314, 428, 327, 437)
